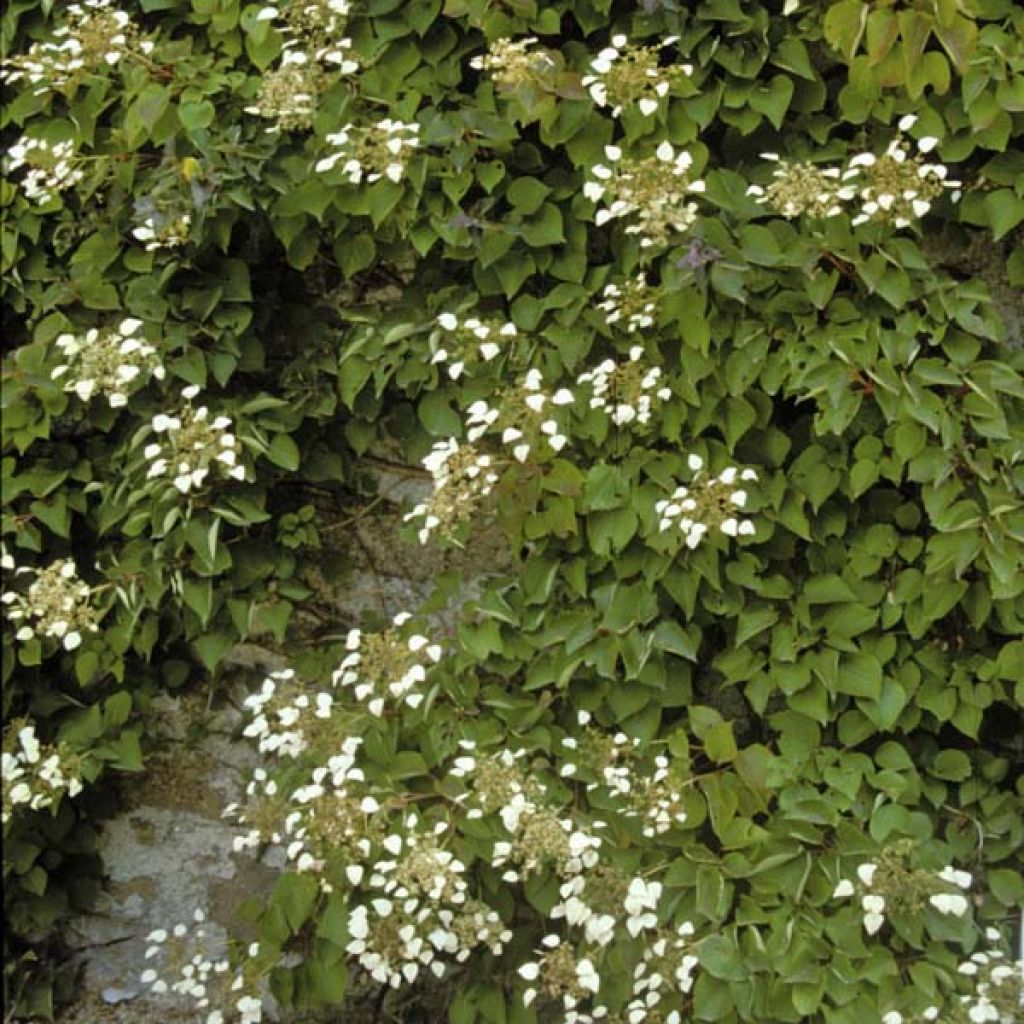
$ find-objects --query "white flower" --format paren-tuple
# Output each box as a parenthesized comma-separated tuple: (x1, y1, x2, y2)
(832, 879, 854, 899)
(576, 958, 600, 993)
(863, 910, 885, 935)
(856, 862, 877, 887)
(938, 865, 972, 889)
(929, 892, 969, 917)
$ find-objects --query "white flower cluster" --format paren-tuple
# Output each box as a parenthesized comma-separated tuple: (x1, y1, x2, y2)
(6, 137, 84, 205)
(345, 815, 513, 988)
(518, 898, 699, 1023)
(403, 439, 499, 544)
(846, 115, 961, 228)
(315, 119, 421, 183)
(832, 859, 972, 935)
(517, 934, 603, 1018)
(331, 613, 442, 716)
(245, 1, 357, 131)
(2, 723, 84, 825)
(596, 274, 656, 333)
(655, 456, 758, 547)
(226, 735, 369, 870)
(629, 922, 700, 1017)
(576, 346, 672, 427)
(583, 142, 705, 250)
(242, 668, 332, 758)
(50, 317, 165, 407)
(465, 368, 574, 462)
(2, 558, 98, 651)
(582, 33, 692, 116)
(748, 116, 960, 229)
(883, 929, 1024, 1024)
(431, 312, 516, 380)
(469, 36, 558, 91)
(214, 666, 711, 1024)
(140, 910, 263, 1024)
(559, 716, 687, 838)
(228, 716, 518, 992)
(144, 386, 245, 493)
(244, 50, 328, 132)
(255, 0, 357, 70)
(132, 211, 192, 251)
(953, 936, 1024, 1024)
(0, 0, 151, 94)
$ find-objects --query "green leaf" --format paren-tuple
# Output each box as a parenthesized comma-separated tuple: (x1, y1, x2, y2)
(520, 203, 565, 247)
(124, 84, 170, 145)
(266, 434, 301, 471)
(824, 0, 869, 61)
(698, 933, 746, 982)
(981, 189, 1024, 242)
(273, 873, 319, 933)
(506, 177, 551, 214)
(193, 631, 235, 673)
(804, 575, 859, 604)
(987, 868, 1024, 907)
(749, 75, 794, 130)
(931, 749, 971, 781)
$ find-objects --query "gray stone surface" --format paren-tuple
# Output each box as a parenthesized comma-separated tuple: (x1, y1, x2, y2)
(59, 699, 272, 1023)
(56, 461, 508, 1022)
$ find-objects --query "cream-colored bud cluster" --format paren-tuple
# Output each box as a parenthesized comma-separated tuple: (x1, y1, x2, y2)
(331, 613, 442, 716)
(584, 142, 705, 250)
(469, 36, 558, 91)
(140, 910, 264, 1024)
(655, 456, 758, 547)
(746, 156, 848, 219)
(284, 738, 376, 871)
(597, 274, 657, 333)
(464, 368, 574, 463)
(832, 846, 973, 937)
(315, 119, 421, 183)
(431, 312, 517, 380)
(132, 211, 192, 251)
(244, 50, 329, 132)
(50, 317, 165, 408)
(0, 0, 152, 94)
(2, 722, 84, 825)
(403, 439, 499, 544)
(581, 33, 692, 116)
(6, 138, 85, 205)
(748, 116, 960, 229)
(144, 386, 245, 493)
(2, 558, 98, 651)
(576, 346, 672, 427)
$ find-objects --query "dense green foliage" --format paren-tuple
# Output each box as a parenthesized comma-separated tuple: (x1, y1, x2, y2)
(2, 0, 1023, 1021)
